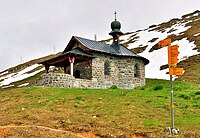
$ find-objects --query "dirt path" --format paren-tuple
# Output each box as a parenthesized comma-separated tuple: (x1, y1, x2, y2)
(1, 125, 199, 138)
(0, 125, 148, 138)
(0, 125, 100, 138)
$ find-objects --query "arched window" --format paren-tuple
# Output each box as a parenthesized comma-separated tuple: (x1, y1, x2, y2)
(134, 63, 140, 77)
(104, 60, 110, 75)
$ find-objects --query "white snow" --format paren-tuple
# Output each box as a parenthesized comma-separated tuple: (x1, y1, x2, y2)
(170, 23, 191, 34)
(139, 46, 169, 80)
(0, 71, 8, 76)
(171, 38, 199, 62)
(2, 85, 14, 89)
(126, 21, 191, 50)
(17, 83, 29, 87)
(194, 18, 200, 22)
(184, 13, 199, 21)
(185, 13, 199, 19)
(194, 33, 200, 37)
(0, 64, 44, 86)
(193, 13, 199, 17)
(120, 32, 135, 42)
(0, 73, 17, 81)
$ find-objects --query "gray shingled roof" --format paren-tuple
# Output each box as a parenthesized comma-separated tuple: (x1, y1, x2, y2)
(73, 36, 149, 65)
(62, 47, 94, 58)
(39, 47, 94, 64)
(74, 36, 133, 56)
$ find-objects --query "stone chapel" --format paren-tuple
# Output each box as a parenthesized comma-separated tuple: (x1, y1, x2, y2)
(38, 15, 149, 89)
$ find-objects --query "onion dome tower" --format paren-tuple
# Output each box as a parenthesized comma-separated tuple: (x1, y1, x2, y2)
(109, 12, 124, 42)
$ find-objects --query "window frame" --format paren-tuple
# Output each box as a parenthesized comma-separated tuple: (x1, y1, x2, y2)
(134, 63, 140, 78)
(104, 60, 110, 75)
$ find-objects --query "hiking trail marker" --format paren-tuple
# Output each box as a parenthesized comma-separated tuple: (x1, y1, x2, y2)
(158, 38, 184, 136)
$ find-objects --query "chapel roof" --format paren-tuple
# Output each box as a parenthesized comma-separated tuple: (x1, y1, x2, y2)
(65, 36, 149, 65)
(63, 47, 94, 58)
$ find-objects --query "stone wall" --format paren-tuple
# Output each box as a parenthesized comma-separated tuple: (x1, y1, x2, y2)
(38, 73, 92, 88)
(37, 53, 146, 89)
(73, 61, 92, 79)
(91, 53, 145, 89)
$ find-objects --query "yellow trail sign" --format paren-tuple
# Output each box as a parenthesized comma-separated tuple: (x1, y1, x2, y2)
(168, 45, 179, 66)
(169, 68, 184, 76)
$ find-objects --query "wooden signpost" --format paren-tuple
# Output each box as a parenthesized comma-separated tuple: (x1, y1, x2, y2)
(158, 38, 184, 135)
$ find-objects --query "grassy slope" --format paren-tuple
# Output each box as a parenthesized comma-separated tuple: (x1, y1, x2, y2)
(0, 79, 200, 137)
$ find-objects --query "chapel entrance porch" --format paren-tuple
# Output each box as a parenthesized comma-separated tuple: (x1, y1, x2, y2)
(40, 48, 94, 80)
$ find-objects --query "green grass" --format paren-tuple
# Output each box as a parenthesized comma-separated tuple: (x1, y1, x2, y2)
(0, 79, 199, 137)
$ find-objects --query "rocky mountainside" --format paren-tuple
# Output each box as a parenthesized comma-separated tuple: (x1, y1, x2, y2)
(0, 10, 199, 88)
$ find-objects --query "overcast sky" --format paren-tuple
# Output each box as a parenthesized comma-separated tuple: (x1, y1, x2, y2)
(0, 0, 199, 72)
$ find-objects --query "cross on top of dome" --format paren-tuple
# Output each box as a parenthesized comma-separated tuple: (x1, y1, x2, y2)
(114, 11, 117, 20)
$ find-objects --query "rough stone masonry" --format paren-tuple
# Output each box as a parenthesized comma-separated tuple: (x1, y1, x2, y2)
(37, 52, 145, 89)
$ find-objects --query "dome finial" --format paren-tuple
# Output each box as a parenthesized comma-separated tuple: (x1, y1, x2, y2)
(109, 12, 123, 42)
(114, 11, 117, 21)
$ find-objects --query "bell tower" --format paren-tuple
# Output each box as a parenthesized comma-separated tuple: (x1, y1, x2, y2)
(109, 12, 123, 42)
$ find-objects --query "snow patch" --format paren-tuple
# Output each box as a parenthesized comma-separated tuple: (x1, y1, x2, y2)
(169, 23, 191, 34)
(0, 73, 16, 81)
(126, 21, 191, 51)
(194, 33, 200, 37)
(194, 18, 200, 21)
(139, 46, 169, 80)
(17, 83, 29, 87)
(2, 85, 14, 89)
(171, 38, 199, 62)
(0, 71, 8, 76)
(0, 64, 44, 86)
(193, 13, 199, 17)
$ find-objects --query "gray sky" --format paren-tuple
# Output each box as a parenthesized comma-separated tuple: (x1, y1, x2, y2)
(0, 0, 199, 72)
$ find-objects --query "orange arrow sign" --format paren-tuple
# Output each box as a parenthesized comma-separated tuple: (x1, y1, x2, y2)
(169, 68, 184, 76)
(158, 38, 171, 47)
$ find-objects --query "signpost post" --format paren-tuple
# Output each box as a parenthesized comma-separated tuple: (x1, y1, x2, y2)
(158, 38, 183, 135)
